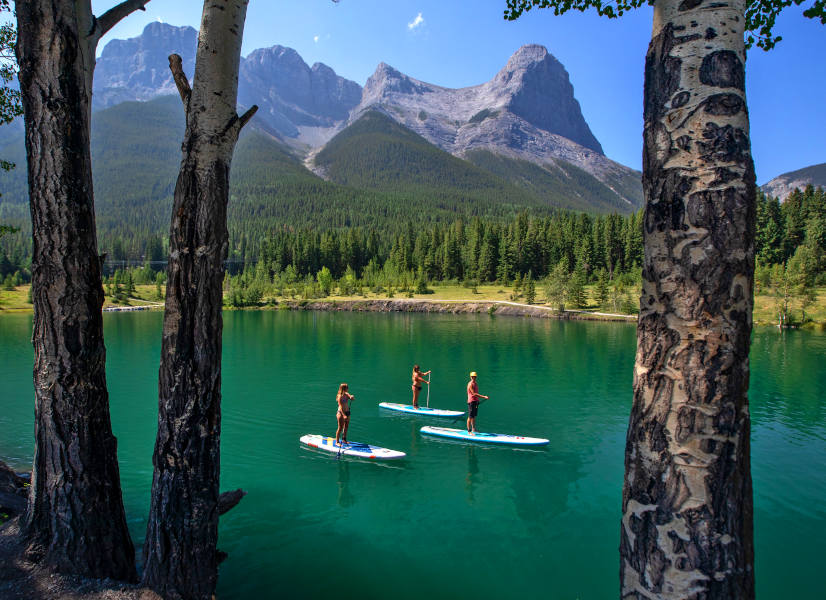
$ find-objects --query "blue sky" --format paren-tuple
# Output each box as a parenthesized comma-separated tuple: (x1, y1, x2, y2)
(86, 1, 825, 183)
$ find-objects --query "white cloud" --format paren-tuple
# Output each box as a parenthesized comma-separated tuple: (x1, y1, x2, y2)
(407, 12, 424, 30)
(313, 35, 319, 43)
(156, 17, 164, 24)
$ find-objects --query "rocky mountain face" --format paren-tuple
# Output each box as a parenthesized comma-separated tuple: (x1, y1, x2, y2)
(93, 23, 361, 147)
(237, 46, 361, 147)
(93, 22, 198, 110)
(90, 23, 641, 209)
(761, 163, 826, 201)
(346, 45, 640, 207)
(358, 45, 601, 154)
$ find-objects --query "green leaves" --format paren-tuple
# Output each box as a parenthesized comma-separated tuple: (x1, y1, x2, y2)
(503, 0, 825, 52)
(503, 0, 649, 22)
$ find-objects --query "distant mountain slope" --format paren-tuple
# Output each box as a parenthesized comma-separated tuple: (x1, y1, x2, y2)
(356, 46, 601, 154)
(313, 110, 638, 214)
(238, 45, 362, 147)
(1, 98, 576, 255)
(313, 110, 528, 199)
(464, 149, 637, 214)
(93, 22, 361, 148)
(349, 45, 642, 208)
(88, 23, 643, 209)
(93, 22, 198, 110)
(761, 163, 826, 200)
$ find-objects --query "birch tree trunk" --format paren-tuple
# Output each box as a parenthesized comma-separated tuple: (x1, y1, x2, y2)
(15, 0, 149, 581)
(142, 2, 254, 598)
(620, 0, 755, 597)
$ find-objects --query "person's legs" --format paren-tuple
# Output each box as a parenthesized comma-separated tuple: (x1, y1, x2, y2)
(336, 412, 344, 444)
(468, 401, 479, 433)
(342, 415, 350, 443)
(412, 385, 420, 408)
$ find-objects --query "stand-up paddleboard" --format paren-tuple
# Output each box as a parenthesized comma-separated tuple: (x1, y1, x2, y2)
(420, 426, 549, 446)
(300, 434, 406, 460)
(379, 402, 465, 418)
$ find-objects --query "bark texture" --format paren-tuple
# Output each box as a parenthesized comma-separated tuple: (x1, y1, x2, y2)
(14, 1, 142, 581)
(621, 1, 755, 598)
(142, 2, 251, 599)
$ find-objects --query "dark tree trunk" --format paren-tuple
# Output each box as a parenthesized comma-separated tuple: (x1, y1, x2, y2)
(14, 1, 150, 582)
(142, 2, 253, 598)
(620, 1, 755, 598)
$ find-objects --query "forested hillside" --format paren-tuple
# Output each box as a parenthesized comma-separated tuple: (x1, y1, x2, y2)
(4, 96, 821, 315)
(1, 97, 623, 266)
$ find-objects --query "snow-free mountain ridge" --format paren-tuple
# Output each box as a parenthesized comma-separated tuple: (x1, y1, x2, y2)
(91, 23, 642, 209)
(761, 163, 826, 201)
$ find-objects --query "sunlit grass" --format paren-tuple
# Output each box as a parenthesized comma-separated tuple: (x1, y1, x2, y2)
(4, 283, 826, 327)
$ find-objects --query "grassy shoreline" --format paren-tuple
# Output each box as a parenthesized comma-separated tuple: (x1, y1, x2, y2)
(2, 283, 825, 328)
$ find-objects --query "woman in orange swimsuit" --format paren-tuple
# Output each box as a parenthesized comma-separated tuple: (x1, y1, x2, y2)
(411, 364, 431, 409)
(335, 383, 355, 445)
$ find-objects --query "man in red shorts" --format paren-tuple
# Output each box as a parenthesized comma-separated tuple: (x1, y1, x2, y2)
(466, 371, 489, 434)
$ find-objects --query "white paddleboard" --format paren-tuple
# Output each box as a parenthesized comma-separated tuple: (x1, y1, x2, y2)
(379, 402, 465, 417)
(300, 434, 406, 460)
(420, 426, 549, 446)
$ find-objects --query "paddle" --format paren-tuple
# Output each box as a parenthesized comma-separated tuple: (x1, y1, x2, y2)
(426, 373, 431, 408)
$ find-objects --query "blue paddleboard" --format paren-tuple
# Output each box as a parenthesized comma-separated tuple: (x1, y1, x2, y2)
(300, 434, 406, 460)
(420, 426, 549, 446)
(379, 402, 465, 417)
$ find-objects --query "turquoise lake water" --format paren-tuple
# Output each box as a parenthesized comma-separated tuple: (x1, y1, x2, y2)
(0, 311, 824, 598)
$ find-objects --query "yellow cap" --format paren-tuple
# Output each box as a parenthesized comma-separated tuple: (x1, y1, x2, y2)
(470, 372, 477, 377)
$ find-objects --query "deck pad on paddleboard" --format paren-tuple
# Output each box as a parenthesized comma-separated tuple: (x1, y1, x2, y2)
(300, 434, 406, 459)
(379, 402, 465, 417)
(420, 426, 549, 446)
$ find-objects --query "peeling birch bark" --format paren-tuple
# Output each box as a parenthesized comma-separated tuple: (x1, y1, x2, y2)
(141, 2, 253, 598)
(620, 1, 755, 598)
(15, 0, 149, 582)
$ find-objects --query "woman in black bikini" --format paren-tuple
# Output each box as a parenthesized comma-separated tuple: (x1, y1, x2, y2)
(335, 383, 355, 445)
(411, 365, 431, 409)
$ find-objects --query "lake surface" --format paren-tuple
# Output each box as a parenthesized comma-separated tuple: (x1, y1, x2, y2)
(1, 311, 824, 598)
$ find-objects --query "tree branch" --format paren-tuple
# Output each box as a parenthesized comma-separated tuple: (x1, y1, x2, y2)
(97, 0, 152, 38)
(217, 489, 247, 516)
(168, 54, 192, 108)
(238, 105, 258, 131)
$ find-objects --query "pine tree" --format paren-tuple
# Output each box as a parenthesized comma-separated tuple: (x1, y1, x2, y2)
(594, 268, 609, 308)
(524, 271, 536, 305)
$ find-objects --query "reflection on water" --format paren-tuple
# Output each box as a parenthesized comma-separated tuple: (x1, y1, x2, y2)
(336, 461, 355, 508)
(465, 445, 478, 504)
(0, 312, 824, 599)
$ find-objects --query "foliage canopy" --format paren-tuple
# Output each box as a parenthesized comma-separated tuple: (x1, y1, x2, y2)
(503, 0, 826, 50)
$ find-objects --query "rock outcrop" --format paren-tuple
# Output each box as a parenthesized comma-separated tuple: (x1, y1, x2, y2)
(237, 45, 361, 146)
(93, 22, 197, 110)
(358, 45, 602, 154)
(761, 162, 826, 201)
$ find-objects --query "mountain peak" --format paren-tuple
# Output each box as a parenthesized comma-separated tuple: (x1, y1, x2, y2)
(140, 21, 196, 38)
(367, 62, 407, 85)
(247, 45, 304, 64)
(505, 44, 551, 69)
(363, 62, 432, 105)
(356, 45, 602, 155)
(492, 44, 602, 154)
(94, 22, 197, 109)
